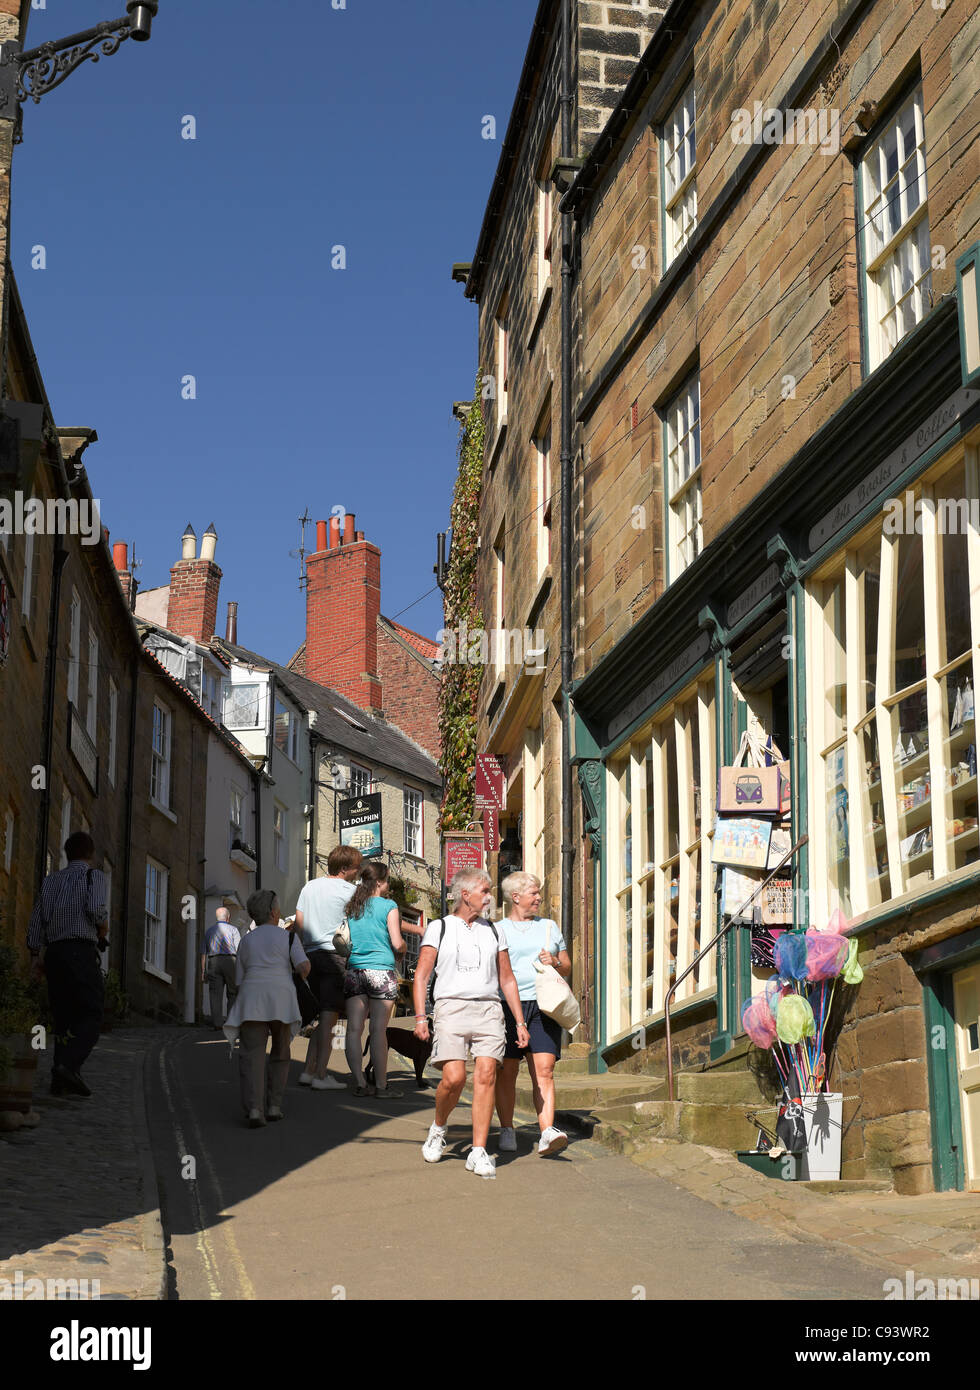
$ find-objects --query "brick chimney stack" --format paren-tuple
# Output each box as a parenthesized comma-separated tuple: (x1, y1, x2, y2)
(305, 511, 383, 711)
(113, 541, 137, 611)
(167, 522, 222, 643)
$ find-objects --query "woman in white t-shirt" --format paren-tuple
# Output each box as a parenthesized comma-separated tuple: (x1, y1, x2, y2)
(494, 871, 573, 1158)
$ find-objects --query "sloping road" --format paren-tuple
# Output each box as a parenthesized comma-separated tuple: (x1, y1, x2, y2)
(145, 1030, 893, 1301)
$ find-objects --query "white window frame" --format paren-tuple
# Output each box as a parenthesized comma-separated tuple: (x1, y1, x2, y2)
(495, 290, 510, 428)
(349, 762, 372, 798)
(150, 700, 172, 811)
(86, 629, 99, 740)
(523, 722, 546, 882)
(535, 430, 552, 580)
(223, 681, 261, 729)
(860, 87, 930, 372)
(144, 858, 168, 973)
(230, 785, 245, 850)
(605, 677, 716, 1041)
(665, 373, 702, 580)
(662, 81, 697, 269)
(21, 527, 34, 620)
(108, 679, 118, 786)
(274, 802, 287, 872)
(403, 787, 423, 858)
(67, 589, 81, 707)
(494, 521, 506, 680)
(806, 441, 980, 925)
(536, 153, 553, 299)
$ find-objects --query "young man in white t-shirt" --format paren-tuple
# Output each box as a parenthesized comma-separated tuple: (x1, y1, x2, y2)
(412, 869, 528, 1178)
(294, 844, 363, 1090)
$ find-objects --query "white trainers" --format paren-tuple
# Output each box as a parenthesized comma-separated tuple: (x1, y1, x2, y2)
(465, 1147, 496, 1179)
(538, 1125, 568, 1157)
(247, 1109, 265, 1129)
(266, 1106, 283, 1121)
(311, 1075, 346, 1091)
(297, 1072, 314, 1086)
(497, 1126, 517, 1152)
(422, 1123, 448, 1163)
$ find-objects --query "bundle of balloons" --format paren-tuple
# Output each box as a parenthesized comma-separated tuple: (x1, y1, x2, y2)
(741, 910, 864, 1096)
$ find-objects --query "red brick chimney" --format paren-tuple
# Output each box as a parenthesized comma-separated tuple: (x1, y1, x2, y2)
(112, 540, 137, 611)
(305, 512, 383, 711)
(167, 523, 222, 643)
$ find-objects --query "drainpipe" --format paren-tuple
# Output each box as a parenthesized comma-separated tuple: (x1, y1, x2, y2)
(119, 647, 140, 994)
(36, 524, 68, 892)
(559, 0, 575, 959)
(254, 762, 262, 892)
(308, 731, 318, 881)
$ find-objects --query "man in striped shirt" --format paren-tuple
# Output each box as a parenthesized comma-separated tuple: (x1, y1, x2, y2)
(27, 831, 109, 1097)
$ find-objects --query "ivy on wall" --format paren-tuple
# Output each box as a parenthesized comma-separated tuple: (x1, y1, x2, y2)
(438, 373, 486, 833)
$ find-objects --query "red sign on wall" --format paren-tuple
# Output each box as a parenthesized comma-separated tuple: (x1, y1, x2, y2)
(444, 837, 484, 883)
(482, 807, 500, 855)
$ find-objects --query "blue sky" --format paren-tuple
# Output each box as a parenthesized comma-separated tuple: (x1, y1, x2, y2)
(12, 0, 533, 658)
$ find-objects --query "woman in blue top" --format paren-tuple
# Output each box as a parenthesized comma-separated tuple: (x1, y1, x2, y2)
(343, 862, 405, 1097)
(494, 872, 573, 1157)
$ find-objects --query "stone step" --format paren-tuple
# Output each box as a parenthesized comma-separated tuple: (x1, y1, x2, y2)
(675, 1070, 768, 1105)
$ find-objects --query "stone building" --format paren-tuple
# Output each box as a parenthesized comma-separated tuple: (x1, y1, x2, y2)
(563, 0, 979, 1192)
(453, 0, 664, 975)
(457, 0, 980, 1191)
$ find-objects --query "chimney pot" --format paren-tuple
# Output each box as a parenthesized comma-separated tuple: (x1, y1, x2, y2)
(343, 513, 355, 545)
(328, 516, 341, 549)
(316, 520, 328, 553)
(200, 523, 218, 563)
(181, 523, 197, 560)
(226, 600, 238, 645)
(355, 530, 364, 542)
(112, 541, 129, 572)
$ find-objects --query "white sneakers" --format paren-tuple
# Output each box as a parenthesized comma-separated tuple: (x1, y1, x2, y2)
(538, 1126, 568, 1156)
(422, 1123, 448, 1162)
(247, 1108, 265, 1129)
(297, 1072, 314, 1086)
(497, 1126, 517, 1152)
(311, 1075, 346, 1091)
(266, 1106, 283, 1122)
(465, 1147, 496, 1179)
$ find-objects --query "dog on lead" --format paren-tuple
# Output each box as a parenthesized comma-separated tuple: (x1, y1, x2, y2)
(364, 1018, 433, 1089)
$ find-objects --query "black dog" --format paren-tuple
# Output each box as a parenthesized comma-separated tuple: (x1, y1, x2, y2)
(364, 1019, 433, 1089)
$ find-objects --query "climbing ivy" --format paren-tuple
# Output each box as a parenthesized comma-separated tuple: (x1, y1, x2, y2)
(438, 373, 486, 833)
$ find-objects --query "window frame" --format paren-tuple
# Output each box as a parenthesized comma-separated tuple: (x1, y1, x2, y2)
(535, 429, 553, 578)
(150, 700, 172, 812)
(858, 84, 931, 373)
(349, 761, 373, 798)
(663, 371, 703, 582)
(273, 802, 287, 873)
(403, 786, 423, 858)
(661, 80, 697, 271)
(144, 857, 169, 973)
(107, 678, 118, 787)
(222, 681, 262, 730)
(67, 589, 81, 707)
(86, 628, 99, 741)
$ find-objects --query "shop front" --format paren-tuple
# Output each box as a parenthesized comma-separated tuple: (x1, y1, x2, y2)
(574, 298, 980, 1189)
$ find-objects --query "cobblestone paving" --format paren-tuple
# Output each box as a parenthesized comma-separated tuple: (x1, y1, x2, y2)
(617, 1135, 980, 1284)
(0, 1029, 168, 1301)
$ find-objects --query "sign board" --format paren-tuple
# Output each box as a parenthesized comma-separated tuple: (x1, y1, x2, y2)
(444, 834, 484, 885)
(475, 754, 504, 811)
(482, 806, 500, 855)
(339, 792, 383, 858)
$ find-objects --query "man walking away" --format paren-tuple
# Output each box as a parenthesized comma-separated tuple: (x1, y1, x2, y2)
(27, 831, 108, 1097)
(201, 907, 241, 1030)
(294, 845, 363, 1090)
(412, 869, 528, 1179)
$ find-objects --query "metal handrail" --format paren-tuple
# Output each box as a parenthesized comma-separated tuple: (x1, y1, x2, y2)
(663, 834, 808, 1102)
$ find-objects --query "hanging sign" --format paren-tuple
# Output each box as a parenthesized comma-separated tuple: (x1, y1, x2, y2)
(339, 792, 383, 858)
(482, 806, 500, 855)
(444, 833, 484, 885)
(475, 754, 504, 812)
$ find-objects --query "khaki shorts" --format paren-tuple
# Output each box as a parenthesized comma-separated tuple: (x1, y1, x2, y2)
(431, 998, 506, 1066)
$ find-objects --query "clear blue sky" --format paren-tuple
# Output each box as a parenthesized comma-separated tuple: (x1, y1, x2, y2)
(12, 0, 533, 658)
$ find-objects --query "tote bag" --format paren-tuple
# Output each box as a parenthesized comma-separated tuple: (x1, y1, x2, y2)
(532, 926, 581, 1034)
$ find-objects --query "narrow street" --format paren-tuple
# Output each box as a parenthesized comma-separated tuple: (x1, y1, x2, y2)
(146, 1032, 891, 1301)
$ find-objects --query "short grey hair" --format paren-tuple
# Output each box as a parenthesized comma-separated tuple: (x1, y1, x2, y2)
(448, 868, 492, 909)
(246, 888, 279, 925)
(501, 871, 541, 904)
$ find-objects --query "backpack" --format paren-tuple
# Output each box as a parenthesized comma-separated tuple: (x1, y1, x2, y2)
(429, 917, 499, 997)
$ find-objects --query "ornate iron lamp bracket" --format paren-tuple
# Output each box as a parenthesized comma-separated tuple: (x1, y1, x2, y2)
(0, 3, 157, 140)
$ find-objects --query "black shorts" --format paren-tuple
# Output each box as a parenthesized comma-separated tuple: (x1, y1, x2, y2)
(503, 999, 562, 1060)
(307, 949, 346, 1013)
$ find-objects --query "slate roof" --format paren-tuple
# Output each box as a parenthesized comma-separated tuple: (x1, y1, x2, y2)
(214, 638, 441, 790)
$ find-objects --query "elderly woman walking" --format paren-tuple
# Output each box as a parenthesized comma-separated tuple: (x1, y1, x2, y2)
(494, 872, 573, 1157)
(224, 888, 311, 1128)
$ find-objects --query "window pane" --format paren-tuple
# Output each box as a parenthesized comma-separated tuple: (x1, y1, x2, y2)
(824, 744, 851, 915)
(858, 536, 881, 714)
(894, 529, 926, 689)
(858, 721, 887, 909)
(889, 687, 933, 892)
(663, 723, 679, 860)
(936, 461, 972, 663)
(942, 669, 978, 873)
(822, 577, 846, 744)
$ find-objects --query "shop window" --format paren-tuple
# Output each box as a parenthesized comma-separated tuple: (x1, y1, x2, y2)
(606, 677, 715, 1039)
(807, 447, 980, 922)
